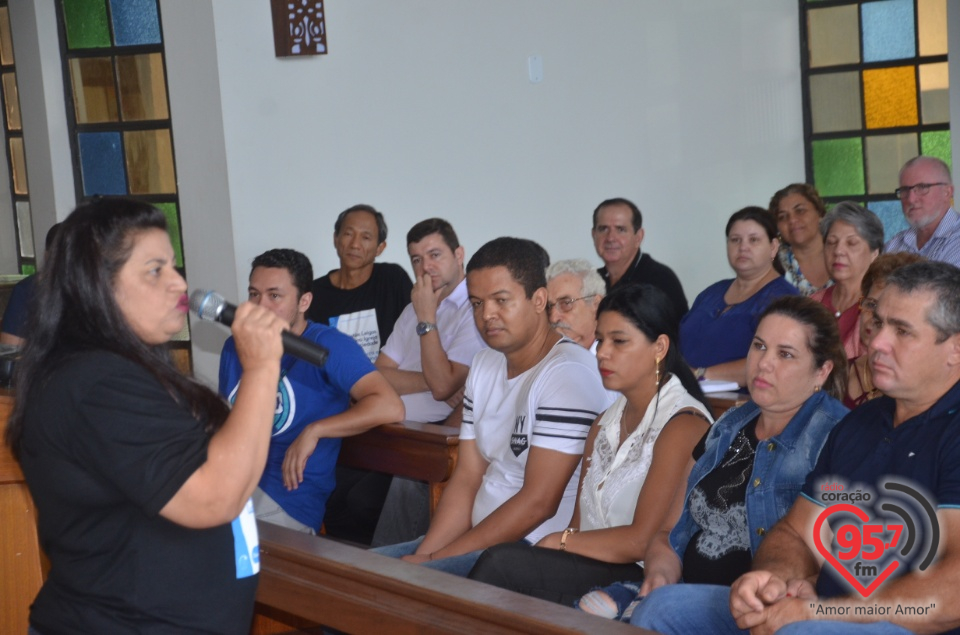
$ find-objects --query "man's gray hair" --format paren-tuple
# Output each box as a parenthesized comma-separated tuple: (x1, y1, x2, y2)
(886, 261, 960, 343)
(545, 259, 606, 299)
(900, 155, 953, 184)
(820, 201, 885, 252)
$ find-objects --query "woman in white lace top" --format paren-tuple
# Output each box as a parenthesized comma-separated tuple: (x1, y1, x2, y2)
(466, 283, 712, 605)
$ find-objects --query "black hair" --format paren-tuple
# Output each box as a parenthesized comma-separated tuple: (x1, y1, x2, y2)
(596, 283, 707, 408)
(251, 248, 314, 297)
(592, 197, 643, 232)
(334, 204, 387, 244)
(6, 197, 229, 458)
(406, 218, 460, 252)
(466, 237, 550, 298)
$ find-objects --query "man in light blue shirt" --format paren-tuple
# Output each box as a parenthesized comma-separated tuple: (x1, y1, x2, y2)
(885, 156, 960, 268)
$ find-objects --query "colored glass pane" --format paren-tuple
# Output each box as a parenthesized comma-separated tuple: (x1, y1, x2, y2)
(868, 200, 909, 242)
(0, 7, 13, 65)
(9, 136, 26, 194)
(812, 137, 864, 197)
(2, 72, 20, 130)
(155, 202, 183, 267)
(62, 0, 111, 49)
(78, 131, 127, 195)
(124, 129, 176, 194)
(921, 131, 952, 168)
(117, 54, 169, 121)
(807, 6, 859, 68)
(69, 57, 119, 123)
(809, 72, 861, 133)
(861, 0, 915, 62)
(110, 0, 161, 46)
(918, 0, 948, 57)
(863, 66, 917, 129)
(919, 63, 949, 124)
(20, 263, 36, 276)
(866, 133, 918, 194)
(16, 201, 34, 259)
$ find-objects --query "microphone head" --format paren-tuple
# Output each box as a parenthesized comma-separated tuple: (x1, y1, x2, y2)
(190, 289, 226, 321)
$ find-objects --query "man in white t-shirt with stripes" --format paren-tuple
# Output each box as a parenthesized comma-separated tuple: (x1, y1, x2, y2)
(372, 237, 612, 575)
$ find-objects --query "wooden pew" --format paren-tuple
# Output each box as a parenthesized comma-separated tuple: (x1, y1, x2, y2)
(336, 396, 750, 518)
(338, 421, 459, 513)
(0, 390, 45, 635)
(253, 521, 649, 635)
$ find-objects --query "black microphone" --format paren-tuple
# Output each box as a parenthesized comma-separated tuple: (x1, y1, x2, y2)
(190, 289, 329, 368)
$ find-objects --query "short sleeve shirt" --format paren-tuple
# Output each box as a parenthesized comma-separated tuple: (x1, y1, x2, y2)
(460, 339, 613, 543)
(219, 321, 375, 530)
(21, 351, 258, 634)
(800, 382, 960, 601)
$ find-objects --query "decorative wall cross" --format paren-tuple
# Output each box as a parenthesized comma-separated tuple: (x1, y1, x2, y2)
(271, 0, 327, 57)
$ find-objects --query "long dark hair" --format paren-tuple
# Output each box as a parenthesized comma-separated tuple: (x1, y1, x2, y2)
(596, 283, 707, 409)
(5, 198, 229, 458)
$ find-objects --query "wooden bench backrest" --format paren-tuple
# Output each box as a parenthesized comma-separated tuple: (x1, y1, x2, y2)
(0, 392, 45, 635)
(254, 521, 649, 635)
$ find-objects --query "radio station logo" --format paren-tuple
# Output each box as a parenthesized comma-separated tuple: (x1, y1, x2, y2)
(814, 479, 939, 599)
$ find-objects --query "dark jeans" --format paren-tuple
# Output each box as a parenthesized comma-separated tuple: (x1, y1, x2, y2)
(321, 466, 392, 545)
(467, 542, 644, 607)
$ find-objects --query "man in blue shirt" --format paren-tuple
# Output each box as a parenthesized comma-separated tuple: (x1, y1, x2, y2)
(219, 248, 403, 533)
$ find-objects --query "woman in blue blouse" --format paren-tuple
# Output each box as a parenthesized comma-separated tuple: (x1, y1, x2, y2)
(680, 207, 799, 387)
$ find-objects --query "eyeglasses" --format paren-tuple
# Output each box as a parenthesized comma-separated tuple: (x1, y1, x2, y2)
(894, 182, 948, 199)
(547, 296, 590, 314)
(858, 296, 878, 312)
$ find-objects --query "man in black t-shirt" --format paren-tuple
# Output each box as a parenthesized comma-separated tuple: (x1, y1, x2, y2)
(307, 204, 413, 544)
(306, 204, 412, 363)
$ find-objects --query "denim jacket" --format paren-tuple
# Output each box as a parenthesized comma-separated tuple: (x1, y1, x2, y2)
(669, 390, 848, 564)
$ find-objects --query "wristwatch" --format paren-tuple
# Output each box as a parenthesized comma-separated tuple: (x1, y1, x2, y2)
(416, 321, 438, 337)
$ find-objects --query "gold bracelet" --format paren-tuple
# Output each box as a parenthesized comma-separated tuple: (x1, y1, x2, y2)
(559, 527, 578, 552)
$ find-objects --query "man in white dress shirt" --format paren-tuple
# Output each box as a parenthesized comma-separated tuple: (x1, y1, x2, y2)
(372, 218, 486, 546)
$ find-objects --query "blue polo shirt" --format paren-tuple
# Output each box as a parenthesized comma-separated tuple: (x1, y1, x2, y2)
(801, 379, 960, 607)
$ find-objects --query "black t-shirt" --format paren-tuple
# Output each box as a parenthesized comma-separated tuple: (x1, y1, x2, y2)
(19, 351, 257, 634)
(599, 252, 689, 323)
(682, 417, 758, 586)
(306, 262, 413, 361)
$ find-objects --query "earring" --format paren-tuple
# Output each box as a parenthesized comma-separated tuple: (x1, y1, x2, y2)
(814, 384, 821, 392)
(654, 357, 661, 387)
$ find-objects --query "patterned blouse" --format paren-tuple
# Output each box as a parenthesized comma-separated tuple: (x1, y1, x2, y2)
(779, 245, 831, 297)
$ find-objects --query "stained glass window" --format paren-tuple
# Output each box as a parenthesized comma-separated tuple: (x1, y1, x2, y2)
(801, 0, 951, 240)
(56, 0, 191, 363)
(0, 0, 34, 272)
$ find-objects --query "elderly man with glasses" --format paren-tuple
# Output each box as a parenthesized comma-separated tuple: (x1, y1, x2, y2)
(885, 155, 960, 268)
(546, 259, 606, 353)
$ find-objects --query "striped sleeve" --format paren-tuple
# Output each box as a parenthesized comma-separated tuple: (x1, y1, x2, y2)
(533, 406, 597, 441)
(460, 389, 476, 441)
(529, 358, 606, 455)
